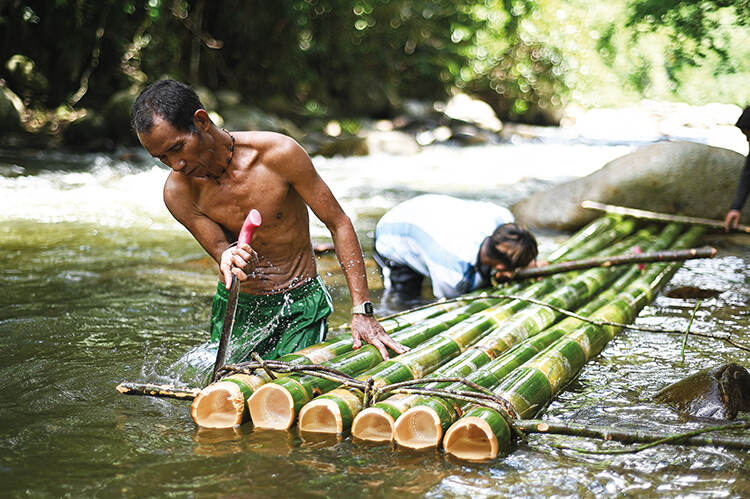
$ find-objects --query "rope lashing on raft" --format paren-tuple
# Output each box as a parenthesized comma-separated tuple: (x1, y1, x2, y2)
(214, 359, 520, 429)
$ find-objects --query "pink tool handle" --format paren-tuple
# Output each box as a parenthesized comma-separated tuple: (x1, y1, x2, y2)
(238, 209, 262, 245)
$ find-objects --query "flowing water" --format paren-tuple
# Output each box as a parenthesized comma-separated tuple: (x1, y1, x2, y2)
(1, 134, 749, 497)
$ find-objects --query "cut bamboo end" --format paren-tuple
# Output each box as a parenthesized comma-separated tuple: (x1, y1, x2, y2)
(298, 399, 343, 434)
(191, 381, 245, 428)
(247, 384, 296, 430)
(351, 408, 395, 442)
(443, 416, 499, 461)
(393, 407, 443, 450)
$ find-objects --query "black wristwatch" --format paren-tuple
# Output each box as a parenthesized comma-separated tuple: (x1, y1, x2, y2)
(351, 301, 375, 316)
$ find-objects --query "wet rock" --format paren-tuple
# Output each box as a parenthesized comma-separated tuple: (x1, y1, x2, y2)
(512, 141, 747, 230)
(0, 84, 23, 132)
(654, 363, 750, 420)
(363, 130, 420, 155)
(442, 93, 503, 133)
(309, 134, 369, 158)
(62, 111, 114, 152)
(102, 88, 139, 145)
(220, 104, 304, 143)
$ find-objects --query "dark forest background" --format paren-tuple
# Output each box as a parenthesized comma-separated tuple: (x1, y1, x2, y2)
(1, 0, 747, 149)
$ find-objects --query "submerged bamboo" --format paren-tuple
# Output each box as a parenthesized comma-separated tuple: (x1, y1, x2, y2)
(442, 225, 704, 461)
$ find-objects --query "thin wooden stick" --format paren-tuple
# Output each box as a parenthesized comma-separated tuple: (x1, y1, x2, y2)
(516, 419, 750, 452)
(501, 247, 717, 282)
(116, 382, 201, 400)
(581, 200, 750, 233)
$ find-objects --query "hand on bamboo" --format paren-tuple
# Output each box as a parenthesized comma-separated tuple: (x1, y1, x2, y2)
(351, 315, 409, 360)
(220, 242, 259, 289)
(724, 209, 741, 232)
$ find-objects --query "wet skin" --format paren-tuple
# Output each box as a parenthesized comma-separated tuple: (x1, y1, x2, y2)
(654, 363, 750, 420)
(136, 110, 408, 359)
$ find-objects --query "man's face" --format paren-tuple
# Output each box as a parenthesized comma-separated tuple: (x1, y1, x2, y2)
(137, 115, 212, 178)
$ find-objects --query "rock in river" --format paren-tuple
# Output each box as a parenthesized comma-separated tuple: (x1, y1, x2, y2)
(512, 141, 747, 230)
(654, 363, 750, 420)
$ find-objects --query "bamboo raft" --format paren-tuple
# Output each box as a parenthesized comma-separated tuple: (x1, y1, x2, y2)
(118, 209, 746, 461)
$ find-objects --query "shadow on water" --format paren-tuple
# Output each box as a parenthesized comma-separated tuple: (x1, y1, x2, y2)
(0, 147, 749, 497)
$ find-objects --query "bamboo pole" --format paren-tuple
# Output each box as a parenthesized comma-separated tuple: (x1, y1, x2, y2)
(500, 246, 716, 282)
(581, 200, 750, 234)
(442, 225, 705, 461)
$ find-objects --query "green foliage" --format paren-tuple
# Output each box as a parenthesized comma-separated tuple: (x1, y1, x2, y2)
(0, 0, 748, 131)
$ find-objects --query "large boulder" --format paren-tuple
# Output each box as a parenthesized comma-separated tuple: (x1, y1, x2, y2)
(512, 141, 747, 230)
(0, 85, 23, 132)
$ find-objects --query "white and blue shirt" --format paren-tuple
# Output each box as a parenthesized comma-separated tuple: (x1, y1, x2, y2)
(375, 194, 514, 298)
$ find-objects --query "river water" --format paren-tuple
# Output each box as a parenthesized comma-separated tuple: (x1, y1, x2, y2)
(1, 130, 749, 497)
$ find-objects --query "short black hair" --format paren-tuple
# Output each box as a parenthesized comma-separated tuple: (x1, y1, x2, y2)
(130, 79, 204, 134)
(488, 223, 538, 269)
(736, 106, 750, 131)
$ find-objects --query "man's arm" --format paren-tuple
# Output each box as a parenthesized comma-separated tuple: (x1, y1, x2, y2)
(163, 176, 256, 288)
(725, 156, 750, 231)
(269, 137, 408, 359)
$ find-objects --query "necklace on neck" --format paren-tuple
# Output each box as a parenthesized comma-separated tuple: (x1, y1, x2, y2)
(206, 129, 234, 183)
(223, 128, 235, 167)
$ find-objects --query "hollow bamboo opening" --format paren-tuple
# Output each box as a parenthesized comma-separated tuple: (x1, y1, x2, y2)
(393, 407, 442, 449)
(443, 417, 499, 461)
(190, 381, 245, 428)
(247, 384, 296, 430)
(351, 408, 395, 442)
(298, 399, 342, 434)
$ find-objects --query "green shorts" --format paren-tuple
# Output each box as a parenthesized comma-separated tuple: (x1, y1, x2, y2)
(209, 276, 333, 362)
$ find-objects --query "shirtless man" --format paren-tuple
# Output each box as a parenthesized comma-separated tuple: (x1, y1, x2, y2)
(130, 79, 406, 362)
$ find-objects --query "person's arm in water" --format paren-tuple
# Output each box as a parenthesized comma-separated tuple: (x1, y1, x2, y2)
(163, 176, 257, 289)
(268, 136, 408, 360)
(724, 155, 750, 231)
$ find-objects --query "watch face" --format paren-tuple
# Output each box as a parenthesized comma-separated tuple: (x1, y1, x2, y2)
(364, 302, 374, 314)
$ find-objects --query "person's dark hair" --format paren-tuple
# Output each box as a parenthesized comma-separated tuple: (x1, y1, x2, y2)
(488, 223, 538, 269)
(736, 106, 750, 131)
(130, 79, 204, 134)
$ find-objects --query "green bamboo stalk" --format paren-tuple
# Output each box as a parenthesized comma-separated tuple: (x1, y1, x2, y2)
(443, 225, 704, 460)
(544, 215, 618, 262)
